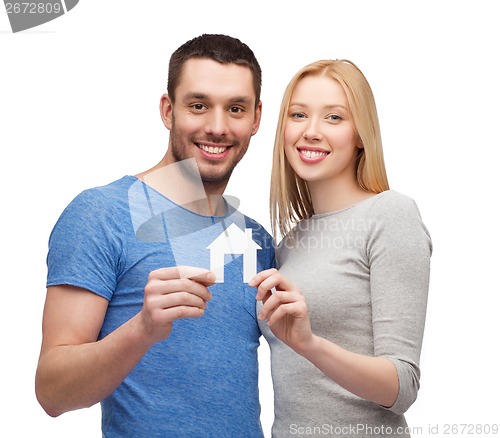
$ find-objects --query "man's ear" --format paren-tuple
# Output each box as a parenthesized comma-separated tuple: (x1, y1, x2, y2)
(251, 100, 263, 136)
(160, 93, 173, 130)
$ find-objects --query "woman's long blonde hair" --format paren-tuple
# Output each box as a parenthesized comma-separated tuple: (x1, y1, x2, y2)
(270, 59, 389, 242)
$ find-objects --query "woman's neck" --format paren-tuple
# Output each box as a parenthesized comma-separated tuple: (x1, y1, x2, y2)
(308, 176, 374, 215)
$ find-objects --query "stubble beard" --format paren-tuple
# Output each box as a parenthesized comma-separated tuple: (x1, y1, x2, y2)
(169, 117, 248, 189)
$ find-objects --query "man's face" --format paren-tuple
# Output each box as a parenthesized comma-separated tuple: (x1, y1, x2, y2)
(162, 58, 262, 190)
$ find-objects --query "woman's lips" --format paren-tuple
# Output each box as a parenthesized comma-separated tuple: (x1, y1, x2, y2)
(297, 147, 330, 163)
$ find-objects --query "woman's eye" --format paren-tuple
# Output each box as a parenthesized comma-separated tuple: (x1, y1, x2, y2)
(291, 112, 306, 119)
(327, 114, 342, 121)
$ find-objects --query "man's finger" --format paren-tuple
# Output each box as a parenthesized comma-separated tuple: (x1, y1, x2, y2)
(151, 266, 215, 286)
(180, 267, 216, 287)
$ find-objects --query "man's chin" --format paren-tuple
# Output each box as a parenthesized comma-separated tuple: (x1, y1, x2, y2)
(200, 172, 233, 187)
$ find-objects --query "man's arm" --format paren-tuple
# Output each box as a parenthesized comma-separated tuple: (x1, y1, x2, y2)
(36, 267, 214, 417)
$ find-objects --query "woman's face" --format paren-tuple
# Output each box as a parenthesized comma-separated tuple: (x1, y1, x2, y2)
(284, 75, 361, 186)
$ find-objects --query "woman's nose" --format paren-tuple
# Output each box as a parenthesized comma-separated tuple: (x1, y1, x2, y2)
(302, 120, 323, 141)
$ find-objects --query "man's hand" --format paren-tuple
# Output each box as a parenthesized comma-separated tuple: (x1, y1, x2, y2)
(141, 266, 215, 342)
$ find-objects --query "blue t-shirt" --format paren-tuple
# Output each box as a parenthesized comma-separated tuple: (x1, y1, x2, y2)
(46, 176, 275, 437)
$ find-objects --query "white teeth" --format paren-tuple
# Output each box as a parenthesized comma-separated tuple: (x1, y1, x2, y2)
(199, 144, 227, 154)
(301, 149, 328, 159)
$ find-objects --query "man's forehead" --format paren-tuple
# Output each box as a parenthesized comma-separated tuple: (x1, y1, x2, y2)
(176, 58, 255, 102)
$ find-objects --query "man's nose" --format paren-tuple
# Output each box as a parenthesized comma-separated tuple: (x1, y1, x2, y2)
(204, 108, 229, 136)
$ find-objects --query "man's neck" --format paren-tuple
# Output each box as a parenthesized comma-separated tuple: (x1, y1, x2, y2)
(181, 195, 227, 217)
(135, 158, 228, 217)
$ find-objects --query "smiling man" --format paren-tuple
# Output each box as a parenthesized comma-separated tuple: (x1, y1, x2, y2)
(35, 34, 274, 437)
(161, 57, 258, 190)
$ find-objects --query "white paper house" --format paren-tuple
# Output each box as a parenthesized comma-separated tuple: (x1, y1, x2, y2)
(207, 223, 261, 283)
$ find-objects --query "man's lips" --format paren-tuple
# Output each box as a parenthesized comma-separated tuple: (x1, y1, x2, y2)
(297, 146, 330, 163)
(196, 142, 232, 160)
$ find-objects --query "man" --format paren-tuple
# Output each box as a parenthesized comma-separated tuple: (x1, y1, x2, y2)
(36, 34, 274, 437)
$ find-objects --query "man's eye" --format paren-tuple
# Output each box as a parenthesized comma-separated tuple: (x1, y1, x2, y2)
(229, 106, 243, 113)
(191, 103, 206, 111)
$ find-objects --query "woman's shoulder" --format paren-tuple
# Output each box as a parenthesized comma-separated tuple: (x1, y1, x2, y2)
(365, 190, 430, 241)
(369, 189, 422, 217)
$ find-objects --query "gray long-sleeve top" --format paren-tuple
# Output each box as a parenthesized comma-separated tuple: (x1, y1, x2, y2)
(259, 190, 432, 437)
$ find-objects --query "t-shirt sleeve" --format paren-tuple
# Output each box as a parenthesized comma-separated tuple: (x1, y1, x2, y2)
(46, 189, 123, 300)
(367, 192, 432, 414)
(244, 217, 276, 271)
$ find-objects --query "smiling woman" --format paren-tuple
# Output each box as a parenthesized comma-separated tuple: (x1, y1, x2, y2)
(252, 59, 432, 438)
(284, 75, 362, 192)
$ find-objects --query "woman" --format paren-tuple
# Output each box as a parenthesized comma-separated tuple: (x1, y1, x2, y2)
(250, 60, 432, 437)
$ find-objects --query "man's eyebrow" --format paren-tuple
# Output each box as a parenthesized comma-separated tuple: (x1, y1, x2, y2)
(182, 92, 209, 100)
(229, 96, 253, 104)
(181, 92, 253, 104)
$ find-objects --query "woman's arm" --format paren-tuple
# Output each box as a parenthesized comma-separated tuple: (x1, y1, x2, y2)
(252, 194, 432, 413)
(252, 269, 398, 408)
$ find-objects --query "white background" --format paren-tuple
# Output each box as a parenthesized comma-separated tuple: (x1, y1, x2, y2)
(1, 1, 499, 437)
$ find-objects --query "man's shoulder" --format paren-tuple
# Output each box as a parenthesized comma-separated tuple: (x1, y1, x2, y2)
(72, 175, 135, 205)
(57, 175, 135, 224)
(240, 214, 273, 254)
(85, 175, 136, 196)
(241, 214, 270, 235)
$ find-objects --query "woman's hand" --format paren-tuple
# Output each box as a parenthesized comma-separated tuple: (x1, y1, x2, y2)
(251, 269, 400, 408)
(250, 268, 313, 353)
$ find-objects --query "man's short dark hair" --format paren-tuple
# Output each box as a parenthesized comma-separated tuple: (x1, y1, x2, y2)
(168, 34, 262, 107)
